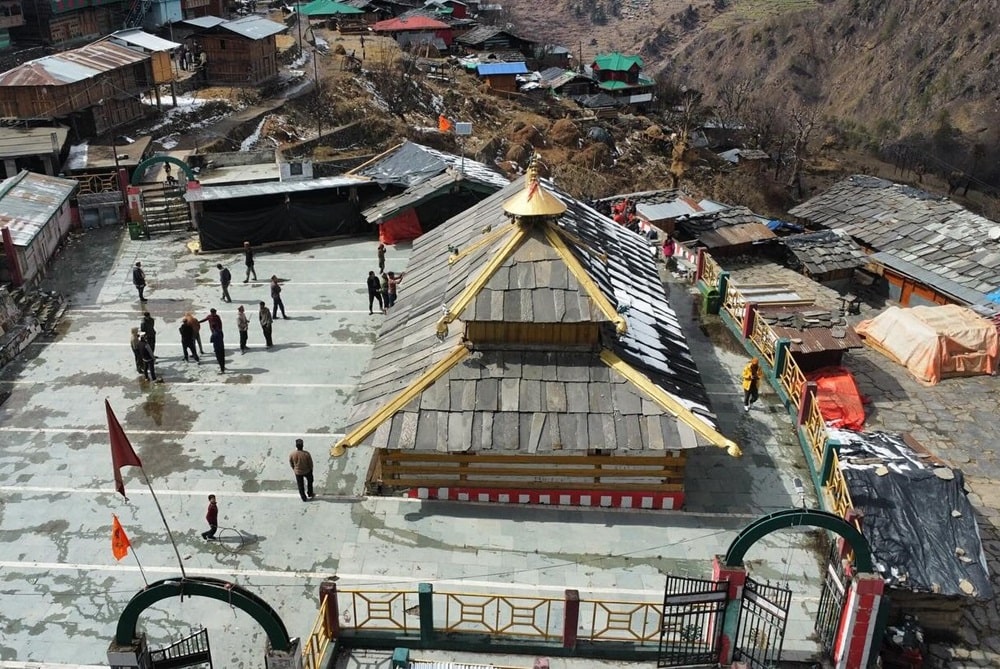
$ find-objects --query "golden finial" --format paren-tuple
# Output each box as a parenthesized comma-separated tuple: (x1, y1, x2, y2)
(502, 154, 567, 219)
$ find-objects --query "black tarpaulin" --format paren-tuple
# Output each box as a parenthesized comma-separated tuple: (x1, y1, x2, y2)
(355, 142, 448, 187)
(829, 429, 992, 599)
(198, 196, 367, 251)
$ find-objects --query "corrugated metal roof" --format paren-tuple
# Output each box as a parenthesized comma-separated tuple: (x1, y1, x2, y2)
(107, 29, 181, 52)
(214, 15, 288, 39)
(54, 41, 149, 73)
(181, 15, 228, 28)
(362, 171, 459, 222)
(593, 52, 642, 70)
(373, 15, 449, 30)
(0, 56, 100, 86)
(184, 175, 372, 202)
(637, 197, 726, 222)
(0, 170, 77, 246)
(353, 141, 509, 190)
(476, 61, 528, 76)
(0, 126, 69, 159)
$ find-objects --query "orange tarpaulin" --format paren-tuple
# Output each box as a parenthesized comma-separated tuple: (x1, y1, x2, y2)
(805, 367, 866, 430)
(379, 208, 423, 244)
(856, 305, 999, 385)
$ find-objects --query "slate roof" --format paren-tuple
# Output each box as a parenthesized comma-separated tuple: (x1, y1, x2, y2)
(675, 206, 776, 248)
(788, 175, 1000, 301)
(456, 25, 527, 46)
(0, 170, 77, 247)
(341, 177, 723, 454)
(781, 228, 868, 276)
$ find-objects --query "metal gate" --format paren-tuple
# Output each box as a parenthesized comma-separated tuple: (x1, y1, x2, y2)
(733, 577, 792, 669)
(657, 575, 729, 667)
(149, 627, 213, 668)
(815, 542, 850, 655)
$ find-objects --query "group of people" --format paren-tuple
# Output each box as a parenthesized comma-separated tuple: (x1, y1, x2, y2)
(366, 243, 403, 315)
(129, 242, 287, 380)
(175, 43, 206, 71)
(201, 437, 316, 539)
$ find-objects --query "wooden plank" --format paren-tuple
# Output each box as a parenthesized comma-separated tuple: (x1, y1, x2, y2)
(380, 465, 684, 478)
(381, 478, 684, 492)
(381, 452, 686, 465)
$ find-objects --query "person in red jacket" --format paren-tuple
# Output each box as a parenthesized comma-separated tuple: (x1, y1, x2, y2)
(200, 308, 223, 334)
(201, 494, 218, 540)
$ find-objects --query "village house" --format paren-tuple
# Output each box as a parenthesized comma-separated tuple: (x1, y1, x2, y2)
(538, 67, 595, 98)
(476, 61, 527, 92)
(789, 174, 1000, 308)
(0, 126, 69, 179)
(0, 170, 77, 287)
(455, 25, 535, 57)
(350, 141, 509, 243)
(589, 51, 654, 106)
(181, 0, 225, 20)
(0, 40, 163, 138)
(9, 0, 128, 47)
(334, 162, 741, 509)
(371, 14, 452, 50)
(0, 0, 25, 49)
(196, 15, 286, 86)
(423, 0, 468, 18)
(299, 0, 366, 31)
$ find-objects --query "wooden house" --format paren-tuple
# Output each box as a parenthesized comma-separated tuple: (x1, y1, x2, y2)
(198, 16, 286, 86)
(10, 0, 128, 47)
(455, 25, 534, 56)
(590, 51, 654, 106)
(0, 0, 25, 44)
(0, 170, 77, 287)
(334, 162, 741, 510)
(0, 41, 157, 138)
(372, 14, 451, 49)
(476, 61, 527, 93)
(423, 0, 467, 18)
(181, 0, 225, 19)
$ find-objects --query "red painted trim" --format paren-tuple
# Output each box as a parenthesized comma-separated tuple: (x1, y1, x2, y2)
(562, 589, 579, 649)
(405, 487, 683, 509)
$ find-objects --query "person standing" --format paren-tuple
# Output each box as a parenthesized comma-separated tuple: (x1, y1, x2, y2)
(387, 271, 402, 308)
(184, 312, 204, 354)
(179, 318, 199, 363)
(270, 275, 287, 319)
(366, 271, 383, 315)
(380, 272, 389, 310)
(210, 328, 226, 373)
(201, 494, 218, 540)
(259, 301, 273, 347)
(138, 333, 161, 382)
(243, 241, 257, 283)
(200, 308, 223, 334)
(741, 357, 762, 412)
(217, 263, 233, 303)
(140, 311, 157, 354)
(132, 262, 147, 302)
(236, 305, 249, 353)
(289, 438, 315, 502)
(129, 327, 144, 374)
(377, 243, 386, 272)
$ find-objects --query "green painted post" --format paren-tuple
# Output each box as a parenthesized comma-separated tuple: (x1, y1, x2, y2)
(820, 439, 838, 484)
(418, 583, 434, 644)
(773, 338, 791, 384)
(717, 270, 729, 297)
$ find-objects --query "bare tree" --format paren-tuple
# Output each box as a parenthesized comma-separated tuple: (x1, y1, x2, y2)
(716, 77, 754, 129)
(785, 106, 818, 198)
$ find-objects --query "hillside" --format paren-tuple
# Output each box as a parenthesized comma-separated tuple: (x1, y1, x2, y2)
(505, 0, 1000, 186)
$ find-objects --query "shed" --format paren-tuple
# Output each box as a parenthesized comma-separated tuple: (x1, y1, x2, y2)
(780, 228, 868, 285)
(197, 15, 286, 85)
(0, 170, 77, 286)
(99, 29, 181, 85)
(675, 206, 776, 255)
(371, 14, 452, 49)
(350, 141, 508, 243)
(335, 164, 741, 509)
(0, 126, 69, 178)
(183, 175, 378, 250)
(829, 428, 992, 632)
(475, 61, 527, 92)
(755, 305, 864, 370)
(456, 25, 534, 54)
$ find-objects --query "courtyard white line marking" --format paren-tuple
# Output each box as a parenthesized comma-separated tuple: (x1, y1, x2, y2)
(0, 485, 357, 500)
(0, 427, 345, 438)
(0, 379, 355, 389)
(66, 307, 371, 314)
(0, 663, 108, 669)
(28, 341, 374, 348)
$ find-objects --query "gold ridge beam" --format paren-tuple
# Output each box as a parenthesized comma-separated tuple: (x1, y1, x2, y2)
(332, 345, 471, 455)
(447, 224, 512, 265)
(600, 350, 742, 457)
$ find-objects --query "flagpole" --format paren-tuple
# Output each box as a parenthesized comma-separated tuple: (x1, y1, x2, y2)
(131, 547, 150, 587)
(138, 469, 188, 579)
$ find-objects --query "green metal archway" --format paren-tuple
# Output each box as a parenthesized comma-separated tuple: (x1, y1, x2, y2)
(724, 508, 874, 573)
(115, 576, 293, 650)
(130, 155, 197, 185)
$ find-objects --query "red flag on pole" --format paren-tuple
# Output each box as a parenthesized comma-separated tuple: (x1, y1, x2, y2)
(106, 399, 142, 499)
(111, 514, 132, 561)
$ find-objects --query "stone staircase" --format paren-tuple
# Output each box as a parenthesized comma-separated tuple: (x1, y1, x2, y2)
(140, 184, 191, 235)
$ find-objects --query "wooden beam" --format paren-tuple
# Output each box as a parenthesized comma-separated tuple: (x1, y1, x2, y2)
(381, 452, 686, 465)
(380, 465, 684, 478)
(447, 222, 513, 266)
(380, 478, 685, 492)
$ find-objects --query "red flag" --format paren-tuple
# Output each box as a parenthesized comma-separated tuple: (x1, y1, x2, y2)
(106, 399, 142, 499)
(111, 514, 132, 561)
(438, 114, 452, 133)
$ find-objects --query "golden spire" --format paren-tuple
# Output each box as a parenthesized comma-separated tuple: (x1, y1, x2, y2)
(502, 154, 567, 219)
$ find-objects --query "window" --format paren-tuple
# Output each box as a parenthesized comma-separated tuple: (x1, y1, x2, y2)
(220, 40, 226, 50)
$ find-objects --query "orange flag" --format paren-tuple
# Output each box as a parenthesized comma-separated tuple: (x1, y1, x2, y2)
(438, 114, 453, 133)
(111, 514, 131, 561)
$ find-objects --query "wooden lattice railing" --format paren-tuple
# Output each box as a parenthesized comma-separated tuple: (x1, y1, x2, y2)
(701, 253, 721, 288)
(722, 283, 746, 327)
(748, 312, 777, 367)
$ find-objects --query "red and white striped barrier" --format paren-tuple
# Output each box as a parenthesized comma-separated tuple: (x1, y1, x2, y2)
(406, 487, 684, 510)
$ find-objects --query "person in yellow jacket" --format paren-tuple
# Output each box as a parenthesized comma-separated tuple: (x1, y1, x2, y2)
(742, 358, 762, 412)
